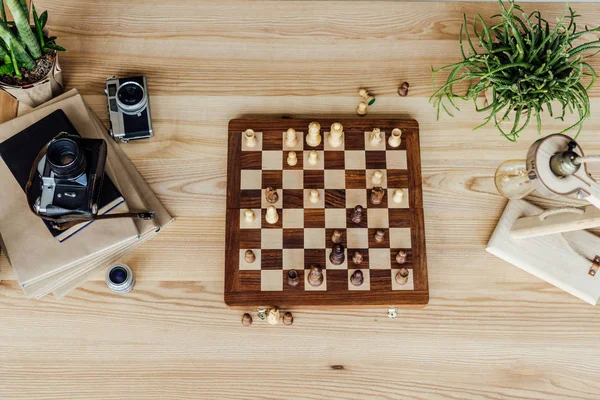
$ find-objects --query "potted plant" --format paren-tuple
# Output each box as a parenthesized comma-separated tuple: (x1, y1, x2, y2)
(430, 0, 600, 142)
(0, 0, 65, 107)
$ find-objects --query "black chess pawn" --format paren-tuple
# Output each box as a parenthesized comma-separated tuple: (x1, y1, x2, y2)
(350, 270, 364, 287)
(351, 205, 363, 224)
(329, 244, 345, 265)
(308, 265, 323, 287)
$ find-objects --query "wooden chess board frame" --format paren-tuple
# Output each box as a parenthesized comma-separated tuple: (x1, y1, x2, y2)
(225, 118, 428, 307)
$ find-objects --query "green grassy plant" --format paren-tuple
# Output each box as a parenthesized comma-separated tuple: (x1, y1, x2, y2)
(430, 0, 600, 142)
(0, 0, 65, 79)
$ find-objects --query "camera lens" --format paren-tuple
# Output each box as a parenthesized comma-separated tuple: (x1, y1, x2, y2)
(47, 137, 87, 180)
(106, 264, 135, 294)
(116, 81, 147, 114)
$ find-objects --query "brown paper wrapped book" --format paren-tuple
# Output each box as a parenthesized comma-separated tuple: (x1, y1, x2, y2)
(0, 90, 173, 298)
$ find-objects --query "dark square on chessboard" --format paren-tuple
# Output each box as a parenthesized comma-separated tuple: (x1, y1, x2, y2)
(240, 151, 262, 169)
(388, 209, 411, 228)
(345, 170, 366, 189)
(240, 190, 261, 208)
(304, 249, 326, 269)
(347, 248, 370, 268)
(283, 150, 303, 170)
(262, 130, 283, 150)
(368, 228, 390, 247)
(261, 249, 283, 269)
(304, 209, 325, 228)
(282, 189, 304, 208)
(282, 269, 305, 291)
(343, 130, 366, 150)
(283, 228, 304, 248)
(346, 208, 368, 228)
(303, 170, 325, 188)
(366, 151, 387, 170)
(239, 229, 261, 248)
(390, 248, 413, 267)
(324, 151, 345, 169)
(262, 170, 282, 189)
(325, 189, 346, 208)
(325, 228, 348, 247)
(261, 209, 283, 229)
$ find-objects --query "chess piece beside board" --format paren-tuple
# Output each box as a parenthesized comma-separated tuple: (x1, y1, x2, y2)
(225, 118, 428, 308)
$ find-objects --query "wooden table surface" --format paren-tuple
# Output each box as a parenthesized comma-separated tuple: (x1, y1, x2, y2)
(1, 1, 600, 399)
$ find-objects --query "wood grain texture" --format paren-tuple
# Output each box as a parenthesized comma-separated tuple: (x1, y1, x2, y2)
(1, 1, 600, 399)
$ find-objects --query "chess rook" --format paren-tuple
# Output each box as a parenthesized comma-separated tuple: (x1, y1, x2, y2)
(393, 189, 404, 204)
(309, 189, 320, 204)
(372, 170, 383, 186)
(351, 205, 363, 224)
(285, 128, 298, 147)
(265, 205, 279, 224)
(329, 244, 345, 265)
(306, 121, 322, 147)
(350, 270, 364, 287)
(370, 128, 382, 146)
(328, 123, 344, 148)
(244, 129, 257, 148)
(370, 187, 385, 205)
(244, 249, 256, 264)
(283, 312, 294, 326)
(374, 229, 385, 243)
(395, 268, 409, 285)
(308, 265, 324, 287)
(265, 186, 279, 204)
(287, 269, 300, 287)
(267, 308, 280, 325)
(331, 229, 343, 244)
(388, 128, 402, 147)
(244, 209, 255, 223)
(287, 151, 298, 166)
(352, 251, 363, 265)
(308, 150, 319, 165)
(396, 250, 407, 264)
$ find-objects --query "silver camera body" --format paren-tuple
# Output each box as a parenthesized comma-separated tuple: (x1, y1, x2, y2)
(105, 76, 153, 143)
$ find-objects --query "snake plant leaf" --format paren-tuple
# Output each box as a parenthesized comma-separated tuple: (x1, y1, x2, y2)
(44, 43, 66, 52)
(39, 10, 47, 29)
(0, 0, 6, 23)
(32, 3, 44, 48)
(0, 21, 34, 69)
(6, 0, 41, 59)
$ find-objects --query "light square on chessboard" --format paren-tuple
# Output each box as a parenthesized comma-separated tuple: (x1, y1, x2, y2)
(262, 151, 282, 170)
(241, 131, 262, 151)
(391, 268, 414, 290)
(283, 249, 304, 270)
(388, 188, 409, 208)
(367, 208, 389, 228)
(347, 228, 368, 248)
(239, 208, 261, 229)
(344, 151, 366, 170)
(366, 169, 388, 189)
(326, 248, 348, 270)
(241, 170, 262, 190)
(283, 209, 304, 228)
(304, 269, 327, 291)
(304, 228, 326, 249)
(261, 270, 283, 291)
(282, 131, 304, 151)
(283, 170, 303, 189)
(303, 150, 324, 170)
(303, 189, 325, 208)
(325, 209, 347, 228)
(364, 130, 387, 151)
(369, 248, 392, 269)
(239, 249, 261, 270)
(348, 269, 370, 291)
(386, 150, 408, 170)
(390, 228, 411, 248)
(323, 131, 345, 151)
(345, 189, 367, 208)
(324, 170, 345, 189)
(261, 189, 283, 208)
(261, 229, 283, 249)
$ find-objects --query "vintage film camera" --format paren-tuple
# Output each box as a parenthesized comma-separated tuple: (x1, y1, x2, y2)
(105, 76, 153, 142)
(32, 133, 107, 221)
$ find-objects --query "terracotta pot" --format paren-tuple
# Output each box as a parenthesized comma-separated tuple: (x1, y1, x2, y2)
(0, 52, 64, 108)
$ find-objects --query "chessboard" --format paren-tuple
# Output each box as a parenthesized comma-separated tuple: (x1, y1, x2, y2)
(225, 118, 428, 307)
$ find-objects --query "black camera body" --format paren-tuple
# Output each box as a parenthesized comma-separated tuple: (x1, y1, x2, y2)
(34, 134, 107, 218)
(105, 75, 153, 142)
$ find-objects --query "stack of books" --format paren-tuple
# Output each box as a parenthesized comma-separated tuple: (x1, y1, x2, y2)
(0, 89, 173, 298)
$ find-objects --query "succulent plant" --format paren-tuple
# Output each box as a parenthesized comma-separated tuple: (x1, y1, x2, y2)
(430, 0, 600, 142)
(0, 0, 65, 79)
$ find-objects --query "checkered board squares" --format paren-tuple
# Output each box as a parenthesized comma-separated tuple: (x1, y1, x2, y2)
(226, 118, 427, 307)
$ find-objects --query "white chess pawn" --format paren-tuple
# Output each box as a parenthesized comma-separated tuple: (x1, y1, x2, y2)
(356, 101, 367, 116)
(265, 205, 279, 224)
(388, 128, 402, 148)
(285, 128, 297, 147)
(328, 122, 344, 148)
(306, 121, 322, 147)
(392, 189, 404, 203)
(372, 170, 383, 185)
(308, 150, 319, 166)
(244, 209, 255, 223)
(287, 151, 298, 166)
(309, 189, 320, 204)
(370, 128, 383, 146)
(244, 129, 257, 148)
